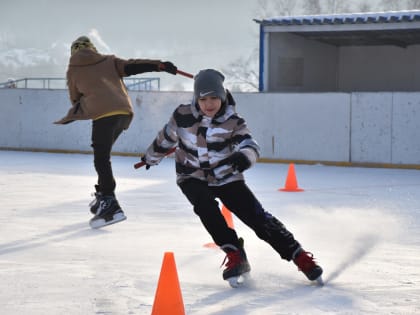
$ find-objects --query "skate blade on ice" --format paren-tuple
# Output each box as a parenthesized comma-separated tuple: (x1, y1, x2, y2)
(226, 272, 251, 288)
(89, 212, 127, 229)
(314, 276, 324, 286)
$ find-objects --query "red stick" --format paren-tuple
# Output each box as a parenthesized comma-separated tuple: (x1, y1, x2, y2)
(176, 69, 194, 78)
(134, 147, 176, 169)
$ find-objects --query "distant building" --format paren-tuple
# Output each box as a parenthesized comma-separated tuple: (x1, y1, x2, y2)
(254, 10, 420, 92)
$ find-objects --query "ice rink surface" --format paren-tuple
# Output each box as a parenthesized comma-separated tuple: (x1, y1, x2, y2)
(1, 150, 419, 314)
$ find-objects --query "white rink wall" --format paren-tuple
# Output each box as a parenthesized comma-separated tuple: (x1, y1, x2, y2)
(1, 88, 420, 166)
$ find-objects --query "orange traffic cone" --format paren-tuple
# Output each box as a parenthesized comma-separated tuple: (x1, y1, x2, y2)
(279, 163, 304, 192)
(151, 252, 185, 315)
(204, 204, 235, 248)
(221, 204, 234, 229)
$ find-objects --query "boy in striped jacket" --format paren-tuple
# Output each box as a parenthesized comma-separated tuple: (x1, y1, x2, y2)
(141, 69, 323, 287)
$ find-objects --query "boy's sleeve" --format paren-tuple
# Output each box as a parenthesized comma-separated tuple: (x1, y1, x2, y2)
(144, 112, 179, 165)
(233, 118, 260, 167)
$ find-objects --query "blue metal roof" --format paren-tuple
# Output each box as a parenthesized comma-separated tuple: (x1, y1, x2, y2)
(254, 10, 420, 48)
(255, 10, 420, 26)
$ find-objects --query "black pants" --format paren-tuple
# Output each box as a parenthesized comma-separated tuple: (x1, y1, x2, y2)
(91, 114, 131, 196)
(179, 178, 301, 261)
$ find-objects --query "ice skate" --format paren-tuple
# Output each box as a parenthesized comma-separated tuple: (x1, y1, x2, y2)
(221, 238, 251, 288)
(89, 191, 103, 214)
(293, 248, 323, 285)
(89, 195, 126, 229)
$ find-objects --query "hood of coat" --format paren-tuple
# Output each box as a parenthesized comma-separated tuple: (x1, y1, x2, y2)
(68, 48, 107, 67)
(191, 89, 237, 124)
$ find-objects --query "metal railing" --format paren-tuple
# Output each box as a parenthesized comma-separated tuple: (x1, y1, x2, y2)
(0, 77, 160, 91)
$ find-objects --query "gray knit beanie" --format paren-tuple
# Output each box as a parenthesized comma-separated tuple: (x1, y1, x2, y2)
(194, 69, 226, 102)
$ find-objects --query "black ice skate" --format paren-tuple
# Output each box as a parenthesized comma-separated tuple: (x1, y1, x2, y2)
(89, 191, 103, 214)
(221, 238, 251, 288)
(293, 248, 323, 285)
(89, 195, 126, 229)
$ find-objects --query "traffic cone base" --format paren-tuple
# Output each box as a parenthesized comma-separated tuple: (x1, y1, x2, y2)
(203, 242, 219, 248)
(151, 252, 185, 315)
(279, 163, 304, 192)
(203, 204, 235, 248)
(279, 187, 304, 192)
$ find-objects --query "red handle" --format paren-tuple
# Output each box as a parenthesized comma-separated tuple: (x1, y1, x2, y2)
(133, 160, 147, 169)
(134, 147, 176, 169)
(176, 69, 194, 78)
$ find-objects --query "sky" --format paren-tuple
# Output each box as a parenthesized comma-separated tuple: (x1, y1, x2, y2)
(1, 150, 419, 314)
(1, 0, 417, 90)
(0, 0, 259, 90)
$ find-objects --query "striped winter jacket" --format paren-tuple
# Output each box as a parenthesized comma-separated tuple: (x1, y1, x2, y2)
(144, 91, 260, 186)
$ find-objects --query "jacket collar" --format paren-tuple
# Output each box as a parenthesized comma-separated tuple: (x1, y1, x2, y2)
(69, 48, 107, 67)
(191, 90, 236, 123)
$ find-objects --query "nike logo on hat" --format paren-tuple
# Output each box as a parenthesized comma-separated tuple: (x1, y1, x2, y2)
(199, 91, 214, 97)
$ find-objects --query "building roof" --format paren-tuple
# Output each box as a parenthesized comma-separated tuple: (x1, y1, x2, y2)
(254, 10, 420, 47)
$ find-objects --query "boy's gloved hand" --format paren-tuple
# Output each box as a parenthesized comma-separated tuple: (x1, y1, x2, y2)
(229, 152, 251, 172)
(161, 61, 177, 75)
(141, 156, 151, 170)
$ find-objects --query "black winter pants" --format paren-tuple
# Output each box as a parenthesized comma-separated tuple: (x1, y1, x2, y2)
(91, 114, 131, 196)
(179, 178, 301, 261)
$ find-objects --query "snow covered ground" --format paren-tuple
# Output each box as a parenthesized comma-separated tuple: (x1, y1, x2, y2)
(1, 150, 419, 315)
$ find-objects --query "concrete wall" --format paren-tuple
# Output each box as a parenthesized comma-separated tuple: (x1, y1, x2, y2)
(1, 88, 419, 166)
(236, 92, 350, 162)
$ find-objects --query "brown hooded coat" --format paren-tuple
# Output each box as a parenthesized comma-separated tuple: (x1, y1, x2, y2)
(55, 48, 161, 125)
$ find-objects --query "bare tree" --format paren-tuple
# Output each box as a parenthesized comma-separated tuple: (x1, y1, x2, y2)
(304, 0, 322, 15)
(406, 0, 420, 9)
(222, 48, 259, 92)
(357, 3, 374, 13)
(255, 0, 297, 18)
(378, 0, 404, 11)
(226, 0, 302, 92)
(324, 0, 337, 13)
(322, 0, 352, 14)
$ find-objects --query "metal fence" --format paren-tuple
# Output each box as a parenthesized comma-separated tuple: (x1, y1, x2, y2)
(0, 77, 160, 91)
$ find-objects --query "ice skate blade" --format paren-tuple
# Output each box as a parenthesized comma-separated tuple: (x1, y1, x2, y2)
(226, 272, 251, 288)
(90, 212, 127, 229)
(314, 276, 324, 286)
